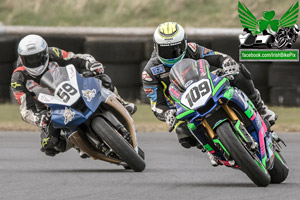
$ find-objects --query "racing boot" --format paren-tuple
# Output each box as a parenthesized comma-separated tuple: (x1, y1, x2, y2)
(40, 125, 66, 157)
(249, 89, 277, 125)
(41, 136, 66, 157)
(122, 101, 137, 115)
(175, 122, 197, 148)
(207, 152, 219, 167)
(113, 87, 137, 115)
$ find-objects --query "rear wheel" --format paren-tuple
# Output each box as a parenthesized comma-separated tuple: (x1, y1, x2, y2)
(91, 117, 146, 172)
(216, 122, 271, 187)
(268, 151, 289, 183)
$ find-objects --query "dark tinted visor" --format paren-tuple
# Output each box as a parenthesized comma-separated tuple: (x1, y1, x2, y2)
(157, 40, 186, 59)
(20, 49, 48, 68)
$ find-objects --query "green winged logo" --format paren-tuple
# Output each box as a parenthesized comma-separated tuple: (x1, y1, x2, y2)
(238, 1, 299, 35)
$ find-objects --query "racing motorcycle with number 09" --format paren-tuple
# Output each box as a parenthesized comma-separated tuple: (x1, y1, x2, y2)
(169, 58, 288, 186)
(38, 63, 145, 172)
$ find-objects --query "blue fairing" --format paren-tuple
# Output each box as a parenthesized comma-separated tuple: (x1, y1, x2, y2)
(51, 105, 92, 130)
(48, 73, 104, 131)
(224, 88, 250, 112)
(77, 73, 102, 111)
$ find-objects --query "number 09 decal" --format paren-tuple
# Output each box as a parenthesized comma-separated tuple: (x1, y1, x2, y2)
(181, 79, 212, 109)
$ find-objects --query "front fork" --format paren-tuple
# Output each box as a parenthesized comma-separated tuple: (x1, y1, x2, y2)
(195, 101, 265, 166)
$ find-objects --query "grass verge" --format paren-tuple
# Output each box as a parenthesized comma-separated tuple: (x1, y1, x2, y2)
(0, 104, 299, 133)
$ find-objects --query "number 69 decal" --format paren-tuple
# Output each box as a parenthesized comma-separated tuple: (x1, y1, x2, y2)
(56, 83, 78, 103)
(181, 79, 212, 109)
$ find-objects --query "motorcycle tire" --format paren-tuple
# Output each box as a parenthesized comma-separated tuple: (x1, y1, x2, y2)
(268, 151, 289, 183)
(216, 122, 271, 187)
(91, 117, 146, 172)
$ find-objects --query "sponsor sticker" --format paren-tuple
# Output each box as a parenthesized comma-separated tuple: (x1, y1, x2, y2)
(64, 107, 75, 124)
(142, 71, 153, 82)
(144, 88, 154, 94)
(188, 43, 197, 52)
(151, 65, 166, 75)
(82, 89, 96, 102)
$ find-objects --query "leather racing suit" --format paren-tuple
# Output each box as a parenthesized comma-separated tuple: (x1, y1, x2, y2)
(11, 47, 107, 156)
(142, 42, 263, 148)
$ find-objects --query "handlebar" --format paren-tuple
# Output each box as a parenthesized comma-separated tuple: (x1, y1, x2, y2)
(82, 71, 94, 78)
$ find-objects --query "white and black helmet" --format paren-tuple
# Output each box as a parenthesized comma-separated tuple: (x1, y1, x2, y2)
(153, 22, 187, 67)
(18, 34, 49, 77)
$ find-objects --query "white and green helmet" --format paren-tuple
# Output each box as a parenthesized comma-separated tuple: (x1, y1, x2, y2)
(153, 22, 187, 67)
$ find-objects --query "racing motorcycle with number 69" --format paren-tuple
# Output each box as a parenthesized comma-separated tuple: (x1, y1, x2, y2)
(169, 58, 288, 186)
(38, 63, 145, 172)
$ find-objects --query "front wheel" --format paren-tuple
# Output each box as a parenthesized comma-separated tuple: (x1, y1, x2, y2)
(91, 117, 146, 172)
(216, 122, 271, 187)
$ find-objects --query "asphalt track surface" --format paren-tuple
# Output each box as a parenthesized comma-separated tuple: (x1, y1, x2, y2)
(0, 131, 299, 200)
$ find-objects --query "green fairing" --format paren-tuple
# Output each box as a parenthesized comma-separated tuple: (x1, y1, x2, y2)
(212, 78, 227, 96)
(248, 99, 255, 110)
(171, 96, 195, 120)
(176, 110, 194, 119)
(213, 139, 230, 156)
(187, 122, 197, 130)
(204, 144, 214, 152)
(245, 106, 254, 118)
(206, 65, 214, 90)
(235, 120, 248, 142)
(223, 87, 234, 100)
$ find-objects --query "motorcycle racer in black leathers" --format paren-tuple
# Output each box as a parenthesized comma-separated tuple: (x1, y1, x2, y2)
(142, 22, 277, 165)
(11, 34, 136, 157)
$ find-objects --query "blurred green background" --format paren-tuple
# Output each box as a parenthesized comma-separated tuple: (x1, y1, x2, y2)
(0, 0, 299, 27)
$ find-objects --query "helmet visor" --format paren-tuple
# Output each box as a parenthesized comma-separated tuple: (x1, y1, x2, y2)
(157, 40, 186, 59)
(20, 49, 48, 69)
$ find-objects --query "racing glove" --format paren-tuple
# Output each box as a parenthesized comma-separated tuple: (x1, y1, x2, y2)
(34, 110, 51, 128)
(88, 62, 104, 75)
(222, 57, 239, 79)
(164, 109, 177, 127)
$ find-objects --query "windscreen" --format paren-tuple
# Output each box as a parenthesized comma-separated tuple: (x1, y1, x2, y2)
(40, 64, 69, 93)
(169, 58, 209, 91)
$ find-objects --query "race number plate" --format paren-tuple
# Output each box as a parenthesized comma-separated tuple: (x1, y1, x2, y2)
(181, 79, 212, 109)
